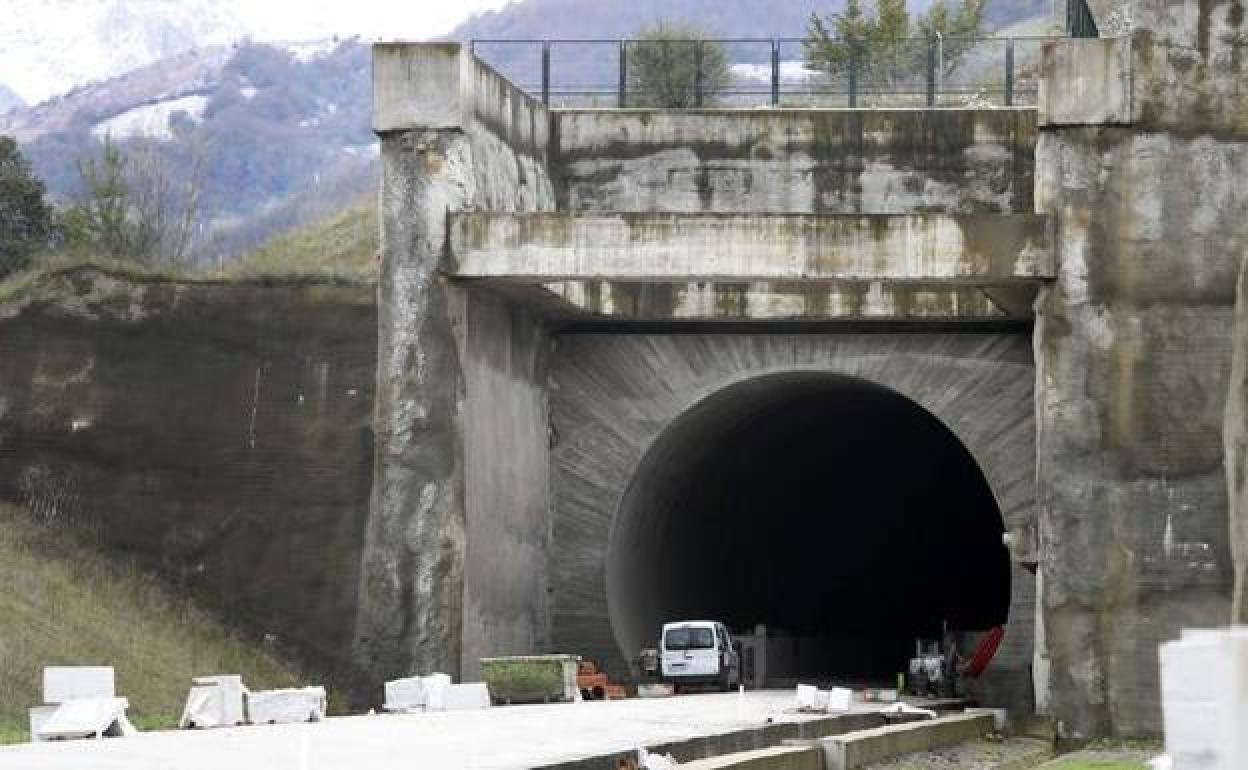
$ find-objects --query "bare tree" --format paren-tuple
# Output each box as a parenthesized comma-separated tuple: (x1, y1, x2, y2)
(65, 136, 204, 267)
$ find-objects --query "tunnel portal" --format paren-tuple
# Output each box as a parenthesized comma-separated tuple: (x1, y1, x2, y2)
(606, 372, 1012, 683)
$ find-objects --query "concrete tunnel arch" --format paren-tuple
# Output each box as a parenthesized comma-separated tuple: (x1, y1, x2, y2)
(604, 371, 1012, 682)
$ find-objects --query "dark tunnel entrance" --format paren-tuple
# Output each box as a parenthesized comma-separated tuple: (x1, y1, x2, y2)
(606, 372, 1011, 685)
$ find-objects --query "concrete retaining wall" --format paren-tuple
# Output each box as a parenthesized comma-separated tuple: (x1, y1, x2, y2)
(457, 291, 551, 679)
(551, 109, 1037, 215)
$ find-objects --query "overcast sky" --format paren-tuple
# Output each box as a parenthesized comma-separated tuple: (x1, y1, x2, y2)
(229, 0, 515, 41)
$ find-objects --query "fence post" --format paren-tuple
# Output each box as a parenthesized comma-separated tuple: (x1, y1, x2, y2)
(618, 40, 628, 108)
(695, 40, 704, 108)
(771, 40, 780, 107)
(926, 39, 936, 107)
(541, 42, 551, 106)
(1004, 38, 1015, 107)
(848, 40, 859, 108)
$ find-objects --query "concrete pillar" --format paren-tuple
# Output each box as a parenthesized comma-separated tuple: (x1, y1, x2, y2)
(355, 43, 556, 683)
(1228, 256, 1248, 626)
(354, 44, 481, 680)
(1034, 3, 1248, 741)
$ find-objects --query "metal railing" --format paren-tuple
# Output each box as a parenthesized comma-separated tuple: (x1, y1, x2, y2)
(470, 36, 1065, 109)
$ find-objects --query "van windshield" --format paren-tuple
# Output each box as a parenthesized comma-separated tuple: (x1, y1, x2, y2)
(664, 627, 715, 650)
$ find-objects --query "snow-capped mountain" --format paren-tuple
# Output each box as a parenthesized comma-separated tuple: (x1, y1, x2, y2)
(0, 0, 249, 106)
(0, 85, 24, 115)
(0, 0, 510, 107)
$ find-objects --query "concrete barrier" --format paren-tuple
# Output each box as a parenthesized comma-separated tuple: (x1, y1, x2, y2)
(819, 712, 994, 770)
(679, 745, 823, 770)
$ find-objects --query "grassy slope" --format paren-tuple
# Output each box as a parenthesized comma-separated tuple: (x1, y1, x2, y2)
(217, 198, 378, 284)
(0, 503, 304, 744)
(0, 197, 378, 304)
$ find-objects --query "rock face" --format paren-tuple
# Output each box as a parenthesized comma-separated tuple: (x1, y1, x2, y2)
(0, 268, 377, 683)
(1034, 1, 1248, 741)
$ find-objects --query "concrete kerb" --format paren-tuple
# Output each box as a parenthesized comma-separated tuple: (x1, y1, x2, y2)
(535, 711, 928, 770)
(679, 745, 824, 770)
(819, 712, 996, 770)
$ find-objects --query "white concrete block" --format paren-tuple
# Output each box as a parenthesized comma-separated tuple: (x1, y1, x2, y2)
(28, 705, 57, 742)
(826, 687, 853, 713)
(1220, 630, 1248, 770)
(1159, 627, 1248, 770)
(795, 684, 820, 711)
(180, 676, 247, 728)
(383, 676, 427, 712)
(421, 673, 452, 711)
(34, 697, 134, 741)
(439, 683, 491, 711)
(247, 687, 327, 725)
(43, 667, 115, 704)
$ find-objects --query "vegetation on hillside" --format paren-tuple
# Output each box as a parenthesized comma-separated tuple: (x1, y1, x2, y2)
(62, 136, 203, 267)
(0, 502, 304, 744)
(0, 130, 377, 298)
(19, 40, 376, 266)
(219, 197, 377, 283)
(0, 137, 51, 279)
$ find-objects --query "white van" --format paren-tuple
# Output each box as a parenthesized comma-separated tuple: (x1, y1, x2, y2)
(660, 620, 740, 691)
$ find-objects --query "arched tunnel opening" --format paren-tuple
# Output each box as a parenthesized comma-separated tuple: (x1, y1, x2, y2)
(606, 372, 1011, 685)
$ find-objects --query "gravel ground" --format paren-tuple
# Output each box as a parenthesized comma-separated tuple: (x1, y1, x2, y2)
(1038, 748, 1159, 768)
(861, 736, 1053, 769)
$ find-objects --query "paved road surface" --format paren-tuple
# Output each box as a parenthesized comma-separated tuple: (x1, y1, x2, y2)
(0, 690, 884, 770)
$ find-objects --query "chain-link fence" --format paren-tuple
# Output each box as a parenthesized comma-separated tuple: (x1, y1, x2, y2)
(471, 35, 1063, 109)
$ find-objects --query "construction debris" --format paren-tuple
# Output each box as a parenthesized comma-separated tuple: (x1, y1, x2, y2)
(795, 684, 853, 713)
(637, 683, 675, 698)
(879, 702, 937, 719)
(577, 660, 628, 701)
(637, 747, 679, 769)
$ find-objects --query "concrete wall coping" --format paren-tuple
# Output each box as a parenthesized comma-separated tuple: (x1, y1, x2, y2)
(373, 41, 550, 146)
(552, 106, 1039, 116)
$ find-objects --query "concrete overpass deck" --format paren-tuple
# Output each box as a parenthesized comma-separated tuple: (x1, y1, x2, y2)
(0, 691, 918, 770)
(449, 213, 1053, 285)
